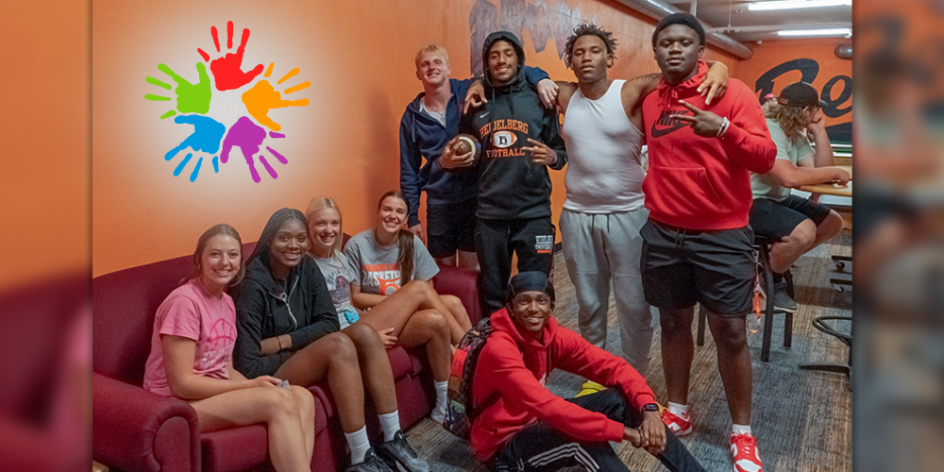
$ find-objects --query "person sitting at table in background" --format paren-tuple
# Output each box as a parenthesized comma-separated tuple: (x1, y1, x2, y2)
(306, 195, 464, 424)
(750, 81, 850, 312)
(143, 224, 316, 472)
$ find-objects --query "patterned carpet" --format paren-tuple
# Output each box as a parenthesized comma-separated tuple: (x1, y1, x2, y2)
(404, 233, 853, 472)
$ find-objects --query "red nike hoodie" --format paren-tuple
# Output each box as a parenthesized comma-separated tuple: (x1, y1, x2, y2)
(642, 61, 776, 230)
(469, 308, 656, 461)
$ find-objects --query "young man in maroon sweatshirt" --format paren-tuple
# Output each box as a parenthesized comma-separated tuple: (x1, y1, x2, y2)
(640, 13, 776, 472)
(469, 271, 705, 472)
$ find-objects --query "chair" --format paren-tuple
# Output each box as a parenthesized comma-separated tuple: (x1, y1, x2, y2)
(799, 316, 852, 384)
(697, 236, 793, 363)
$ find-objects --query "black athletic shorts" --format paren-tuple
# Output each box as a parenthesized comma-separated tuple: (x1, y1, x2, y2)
(640, 220, 754, 316)
(427, 199, 477, 258)
(749, 195, 832, 241)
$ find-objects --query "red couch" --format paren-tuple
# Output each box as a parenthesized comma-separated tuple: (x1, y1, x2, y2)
(92, 244, 480, 471)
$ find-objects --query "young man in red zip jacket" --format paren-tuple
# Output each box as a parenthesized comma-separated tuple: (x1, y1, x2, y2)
(640, 13, 776, 472)
(469, 271, 705, 472)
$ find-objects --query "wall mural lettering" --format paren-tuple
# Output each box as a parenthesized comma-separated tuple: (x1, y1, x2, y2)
(144, 21, 309, 183)
(754, 58, 852, 143)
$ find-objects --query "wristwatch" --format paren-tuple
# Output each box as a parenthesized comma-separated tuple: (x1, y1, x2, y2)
(641, 403, 659, 415)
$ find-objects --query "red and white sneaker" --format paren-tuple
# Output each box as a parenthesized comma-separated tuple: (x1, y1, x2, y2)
(730, 433, 763, 472)
(660, 408, 693, 437)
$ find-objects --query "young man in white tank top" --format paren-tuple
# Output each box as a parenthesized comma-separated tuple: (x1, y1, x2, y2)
(553, 24, 727, 392)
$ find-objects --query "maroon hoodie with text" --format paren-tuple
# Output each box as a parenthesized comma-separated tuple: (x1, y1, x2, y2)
(469, 308, 656, 461)
(642, 61, 776, 230)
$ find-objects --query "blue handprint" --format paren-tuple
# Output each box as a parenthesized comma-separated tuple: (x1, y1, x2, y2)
(165, 115, 226, 182)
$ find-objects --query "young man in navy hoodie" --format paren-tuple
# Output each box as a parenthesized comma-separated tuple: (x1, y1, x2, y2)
(440, 32, 567, 317)
(470, 271, 706, 472)
(399, 45, 554, 270)
(640, 13, 776, 472)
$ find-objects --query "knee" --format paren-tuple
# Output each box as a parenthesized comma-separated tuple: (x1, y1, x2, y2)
(659, 312, 689, 335)
(261, 387, 297, 418)
(290, 385, 315, 415)
(820, 211, 844, 238)
(442, 294, 464, 311)
(790, 219, 817, 249)
(420, 311, 451, 339)
(712, 318, 747, 351)
(403, 280, 433, 297)
(324, 332, 359, 365)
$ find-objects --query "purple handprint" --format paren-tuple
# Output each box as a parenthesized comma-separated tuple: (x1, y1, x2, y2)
(220, 116, 288, 183)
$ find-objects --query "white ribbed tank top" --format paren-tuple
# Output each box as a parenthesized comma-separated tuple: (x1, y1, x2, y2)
(561, 79, 646, 213)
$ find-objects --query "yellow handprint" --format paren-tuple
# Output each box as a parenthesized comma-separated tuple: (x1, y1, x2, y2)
(241, 63, 310, 131)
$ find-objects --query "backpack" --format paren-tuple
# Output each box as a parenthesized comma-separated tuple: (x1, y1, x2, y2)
(442, 317, 501, 438)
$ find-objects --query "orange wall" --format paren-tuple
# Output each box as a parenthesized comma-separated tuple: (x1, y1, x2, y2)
(92, 0, 739, 277)
(0, 0, 90, 289)
(735, 38, 852, 142)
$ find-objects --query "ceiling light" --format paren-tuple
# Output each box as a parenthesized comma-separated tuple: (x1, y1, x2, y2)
(777, 28, 852, 36)
(749, 0, 852, 11)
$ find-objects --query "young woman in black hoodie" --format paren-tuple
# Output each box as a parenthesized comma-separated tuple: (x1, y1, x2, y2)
(231, 209, 429, 472)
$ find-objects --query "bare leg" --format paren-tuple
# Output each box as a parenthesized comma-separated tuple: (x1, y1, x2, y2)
(396, 309, 452, 382)
(769, 219, 816, 274)
(435, 254, 457, 267)
(342, 323, 399, 415)
(358, 281, 439, 335)
(457, 250, 479, 270)
(289, 385, 316, 464)
(191, 386, 311, 472)
(274, 332, 365, 433)
(811, 210, 844, 248)
(660, 306, 695, 406)
(706, 312, 752, 425)
(435, 294, 472, 343)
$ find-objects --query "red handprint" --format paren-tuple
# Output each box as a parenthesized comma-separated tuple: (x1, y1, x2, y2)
(198, 21, 264, 91)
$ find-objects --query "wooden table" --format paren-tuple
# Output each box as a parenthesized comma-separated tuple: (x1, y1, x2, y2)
(797, 165, 853, 197)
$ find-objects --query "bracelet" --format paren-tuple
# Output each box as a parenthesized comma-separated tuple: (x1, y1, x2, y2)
(276, 336, 284, 352)
(716, 117, 730, 138)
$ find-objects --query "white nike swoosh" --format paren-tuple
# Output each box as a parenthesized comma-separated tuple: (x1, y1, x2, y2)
(479, 112, 490, 119)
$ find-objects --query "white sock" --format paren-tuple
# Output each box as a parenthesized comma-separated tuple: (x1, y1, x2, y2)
(344, 426, 370, 465)
(379, 411, 401, 442)
(431, 380, 449, 423)
(732, 424, 752, 436)
(668, 402, 690, 417)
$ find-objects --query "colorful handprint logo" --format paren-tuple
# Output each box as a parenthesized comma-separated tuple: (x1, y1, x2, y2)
(145, 21, 308, 183)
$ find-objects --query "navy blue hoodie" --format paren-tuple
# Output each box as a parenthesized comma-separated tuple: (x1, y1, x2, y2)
(399, 67, 551, 227)
(457, 31, 567, 220)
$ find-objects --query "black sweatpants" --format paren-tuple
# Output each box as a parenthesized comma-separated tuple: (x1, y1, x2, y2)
(475, 217, 555, 317)
(489, 389, 706, 472)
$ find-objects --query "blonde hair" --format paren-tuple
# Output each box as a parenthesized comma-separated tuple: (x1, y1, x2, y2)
(305, 196, 344, 259)
(764, 101, 810, 139)
(415, 44, 450, 69)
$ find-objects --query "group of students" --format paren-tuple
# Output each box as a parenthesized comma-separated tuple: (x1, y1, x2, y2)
(139, 10, 848, 472)
(143, 192, 473, 472)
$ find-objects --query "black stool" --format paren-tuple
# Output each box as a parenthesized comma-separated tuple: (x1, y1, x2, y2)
(799, 316, 852, 383)
(697, 237, 793, 362)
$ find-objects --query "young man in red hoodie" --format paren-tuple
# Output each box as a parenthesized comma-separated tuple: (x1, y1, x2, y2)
(640, 13, 776, 472)
(470, 271, 705, 472)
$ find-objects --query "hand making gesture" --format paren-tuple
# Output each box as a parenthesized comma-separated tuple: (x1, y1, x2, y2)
(523, 138, 558, 166)
(670, 100, 726, 138)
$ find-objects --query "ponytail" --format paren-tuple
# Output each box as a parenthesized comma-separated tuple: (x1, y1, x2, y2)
(397, 229, 415, 285)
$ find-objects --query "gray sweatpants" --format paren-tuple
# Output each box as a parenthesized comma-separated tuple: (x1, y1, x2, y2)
(560, 208, 653, 376)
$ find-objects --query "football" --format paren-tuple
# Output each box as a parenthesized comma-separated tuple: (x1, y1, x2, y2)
(454, 134, 480, 163)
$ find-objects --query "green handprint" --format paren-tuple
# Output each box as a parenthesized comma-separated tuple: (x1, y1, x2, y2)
(145, 63, 212, 119)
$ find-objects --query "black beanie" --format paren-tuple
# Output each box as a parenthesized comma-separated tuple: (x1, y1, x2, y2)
(506, 271, 555, 304)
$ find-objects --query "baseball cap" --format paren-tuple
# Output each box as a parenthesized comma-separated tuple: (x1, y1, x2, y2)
(777, 82, 826, 108)
(505, 271, 555, 304)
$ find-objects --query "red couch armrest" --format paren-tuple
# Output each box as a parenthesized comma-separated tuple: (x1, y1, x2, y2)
(432, 265, 482, 325)
(93, 372, 200, 472)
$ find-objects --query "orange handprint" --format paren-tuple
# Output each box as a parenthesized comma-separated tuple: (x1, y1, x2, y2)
(241, 63, 310, 132)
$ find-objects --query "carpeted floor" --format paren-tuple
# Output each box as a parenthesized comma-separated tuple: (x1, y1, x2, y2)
(405, 232, 853, 472)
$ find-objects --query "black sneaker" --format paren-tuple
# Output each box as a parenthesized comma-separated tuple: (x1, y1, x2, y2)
(772, 281, 798, 313)
(375, 430, 430, 472)
(345, 448, 395, 472)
